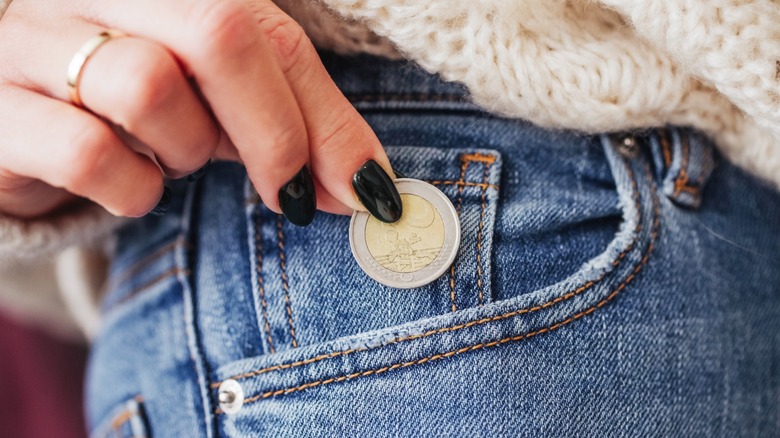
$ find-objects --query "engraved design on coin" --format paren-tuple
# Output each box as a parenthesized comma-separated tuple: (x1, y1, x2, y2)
(350, 178, 460, 289)
(365, 194, 445, 273)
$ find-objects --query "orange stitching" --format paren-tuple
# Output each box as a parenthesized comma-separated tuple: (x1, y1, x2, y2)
(113, 267, 189, 308)
(111, 410, 134, 430)
(110, 396, 144, 431)
(658, 129, 672, 168)
(449, 158, 470, 312)
(277, 217, 298, 349)
(460, 153, 496, 164)
(427, 181, 499, 190)
(255, 211, 275, 354)
(476, 160, 493, 305)
(231, 160, 660, 405)
(104, 238, 186, 294)
(212, 152, 644, 388)
(673, 131, 691, 197)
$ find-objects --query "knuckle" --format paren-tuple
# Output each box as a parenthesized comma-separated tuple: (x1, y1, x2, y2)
(117, 46, 180, 123)
(189, 0, 257, 58)
(60, 122, 114, 190)
(310, 109, 369, 158)
(266, 124, 307, 162)
(256, 11, 310, 72)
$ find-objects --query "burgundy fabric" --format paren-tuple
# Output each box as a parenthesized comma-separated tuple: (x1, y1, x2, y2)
(0, 312, 88, 438)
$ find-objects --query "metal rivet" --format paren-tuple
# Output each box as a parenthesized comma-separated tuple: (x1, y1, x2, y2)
(618, 134, 640, 157)
(218, 379, 244, 415)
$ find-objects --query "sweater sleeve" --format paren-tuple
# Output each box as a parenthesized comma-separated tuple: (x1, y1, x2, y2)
(0, 201, 128, 265)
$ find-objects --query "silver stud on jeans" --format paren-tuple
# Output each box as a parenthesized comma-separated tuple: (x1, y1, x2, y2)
(218, 379, 245, 414)
(617, 134, 640, 158)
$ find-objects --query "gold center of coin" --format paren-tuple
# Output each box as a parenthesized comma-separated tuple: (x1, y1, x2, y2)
(365, 194, 445, 273)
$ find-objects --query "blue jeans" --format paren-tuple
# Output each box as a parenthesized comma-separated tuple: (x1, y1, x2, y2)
(86, 52, 780, 437)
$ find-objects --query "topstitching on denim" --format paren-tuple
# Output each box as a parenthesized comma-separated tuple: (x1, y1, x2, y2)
(448, 152, 499, 312)
(252, 207, 275, 354)
(89, 395, 147, 438)
(210, 139, 659, 409)
(101, 238, 188, 314)
(276, 216, 299, 349)
(650, 127, 716, 209)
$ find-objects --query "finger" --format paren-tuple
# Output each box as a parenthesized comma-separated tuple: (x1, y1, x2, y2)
(6, 21, 219, 178)
(0, 169, 77, 219)
(249, 2, 401, 222)
(311, 177, 352, 216)
(90, 0, 315, 222)
(0, 86, 165, 217)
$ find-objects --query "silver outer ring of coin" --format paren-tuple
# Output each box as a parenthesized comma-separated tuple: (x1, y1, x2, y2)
(349, 178, 461, 289)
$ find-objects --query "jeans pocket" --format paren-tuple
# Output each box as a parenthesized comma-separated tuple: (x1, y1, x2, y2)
(89, 396, 150, 438)
(201, 133, 661, 435)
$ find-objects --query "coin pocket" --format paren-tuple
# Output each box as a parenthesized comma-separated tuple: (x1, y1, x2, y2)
(246, 146, 502, 353)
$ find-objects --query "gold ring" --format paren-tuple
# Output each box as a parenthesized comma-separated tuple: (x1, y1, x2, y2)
(66, 30, 127, 108)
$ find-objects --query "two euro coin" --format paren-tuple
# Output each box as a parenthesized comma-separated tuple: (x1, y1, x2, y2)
(349, 178, 460, 289)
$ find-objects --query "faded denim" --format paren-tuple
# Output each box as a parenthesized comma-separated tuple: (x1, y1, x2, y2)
(86, 52, 780, 437)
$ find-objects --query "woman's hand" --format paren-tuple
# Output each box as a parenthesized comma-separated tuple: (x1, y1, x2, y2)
(0, 0, 402, 226)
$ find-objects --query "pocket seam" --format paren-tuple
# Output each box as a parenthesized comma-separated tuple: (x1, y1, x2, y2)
(276, 216, 299, 349)
(213, 160, 659, 410)
(475, 154, 495, 306)
(448, 156, 469, 312)
(211, 156, 656, 401)
(253, 207, 276, 354)
(107, 267, 188, 312)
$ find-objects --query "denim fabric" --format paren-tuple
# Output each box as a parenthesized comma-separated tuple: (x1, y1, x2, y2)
(86, 52, 780, 437)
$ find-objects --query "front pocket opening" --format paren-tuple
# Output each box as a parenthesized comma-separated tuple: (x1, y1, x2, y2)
(209, 134, 660, 410)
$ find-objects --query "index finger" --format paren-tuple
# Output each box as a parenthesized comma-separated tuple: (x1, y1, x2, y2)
(89, 0, 311, 209)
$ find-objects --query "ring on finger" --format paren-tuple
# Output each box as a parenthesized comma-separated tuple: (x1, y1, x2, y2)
(66, 29, 127, 108)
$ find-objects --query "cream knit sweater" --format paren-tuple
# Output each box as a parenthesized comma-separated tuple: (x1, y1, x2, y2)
(0, 0, 778, 338)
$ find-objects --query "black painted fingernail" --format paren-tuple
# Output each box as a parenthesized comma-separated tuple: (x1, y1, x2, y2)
(187, 159, 211, 182)
(278, 166, 316, 226)
(352, 160, 402, 223)
(393, 169, 407, 179)
(148, 186, 171, 216)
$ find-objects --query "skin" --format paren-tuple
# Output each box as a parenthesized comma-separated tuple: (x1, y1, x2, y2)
(0, 0, 395, 219)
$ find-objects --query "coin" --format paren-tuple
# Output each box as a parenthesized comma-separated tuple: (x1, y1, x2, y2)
(349, 178, 460, 289)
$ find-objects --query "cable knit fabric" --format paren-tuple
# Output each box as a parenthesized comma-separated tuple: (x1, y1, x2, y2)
(315, 0, 780, 190)
(0, 203, 124, 266)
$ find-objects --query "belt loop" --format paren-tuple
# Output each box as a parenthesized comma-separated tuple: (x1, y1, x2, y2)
(648, 127, 716, 209)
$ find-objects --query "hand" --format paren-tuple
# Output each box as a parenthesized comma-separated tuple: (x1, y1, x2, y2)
(0, 0, 402, 226)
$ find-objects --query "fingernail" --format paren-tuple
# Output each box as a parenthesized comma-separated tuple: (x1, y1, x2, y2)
(187, 159, 211, 182)
(352, 160, 402, 223)
(148, 186, 171, 216)
(393, 169, 407, 179)
(278, 166, 316, 226)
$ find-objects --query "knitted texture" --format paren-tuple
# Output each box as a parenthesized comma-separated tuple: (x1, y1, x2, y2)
(0, 202, 124, 265)
(315, 0, 780, 189)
